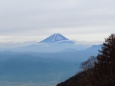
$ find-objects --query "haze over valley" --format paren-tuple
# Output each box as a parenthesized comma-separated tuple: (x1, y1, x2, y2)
(0, 0, 114, 86)
(0, 33, 101, 86)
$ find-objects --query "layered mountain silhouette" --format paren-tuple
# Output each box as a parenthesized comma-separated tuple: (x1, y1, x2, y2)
(0, 33, 102, 86)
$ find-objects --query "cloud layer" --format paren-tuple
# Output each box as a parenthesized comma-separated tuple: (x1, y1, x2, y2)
(0, 0, 115, 42)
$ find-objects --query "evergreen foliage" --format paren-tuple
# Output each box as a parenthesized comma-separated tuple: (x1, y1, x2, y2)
(56, 34, 115, 86)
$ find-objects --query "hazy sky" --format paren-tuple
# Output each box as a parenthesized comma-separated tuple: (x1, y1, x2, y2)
(0, 0, 115, 43)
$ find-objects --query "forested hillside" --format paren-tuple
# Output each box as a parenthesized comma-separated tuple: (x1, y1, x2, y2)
(57, 34, 115, 86)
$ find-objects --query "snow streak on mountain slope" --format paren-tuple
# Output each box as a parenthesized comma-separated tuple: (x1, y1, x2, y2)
(40, 33, 71, 43)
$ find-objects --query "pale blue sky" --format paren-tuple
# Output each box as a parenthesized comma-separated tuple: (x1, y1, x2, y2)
(0, 0, 115, 43)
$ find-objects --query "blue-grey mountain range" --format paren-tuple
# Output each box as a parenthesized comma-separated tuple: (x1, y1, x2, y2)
(0, 33, 101, 86)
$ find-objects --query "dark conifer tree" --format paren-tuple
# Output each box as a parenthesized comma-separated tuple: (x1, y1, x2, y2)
(95, 33, 115, 86)
(97, 33, 115, 65)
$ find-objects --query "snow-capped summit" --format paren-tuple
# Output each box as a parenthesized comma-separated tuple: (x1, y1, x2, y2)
(40, 33, 73, 43)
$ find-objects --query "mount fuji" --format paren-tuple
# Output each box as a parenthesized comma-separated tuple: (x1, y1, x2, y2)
(8, 33, 101, 52)
(13, 33, 76, 52)
(40, 33, 75, 44)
